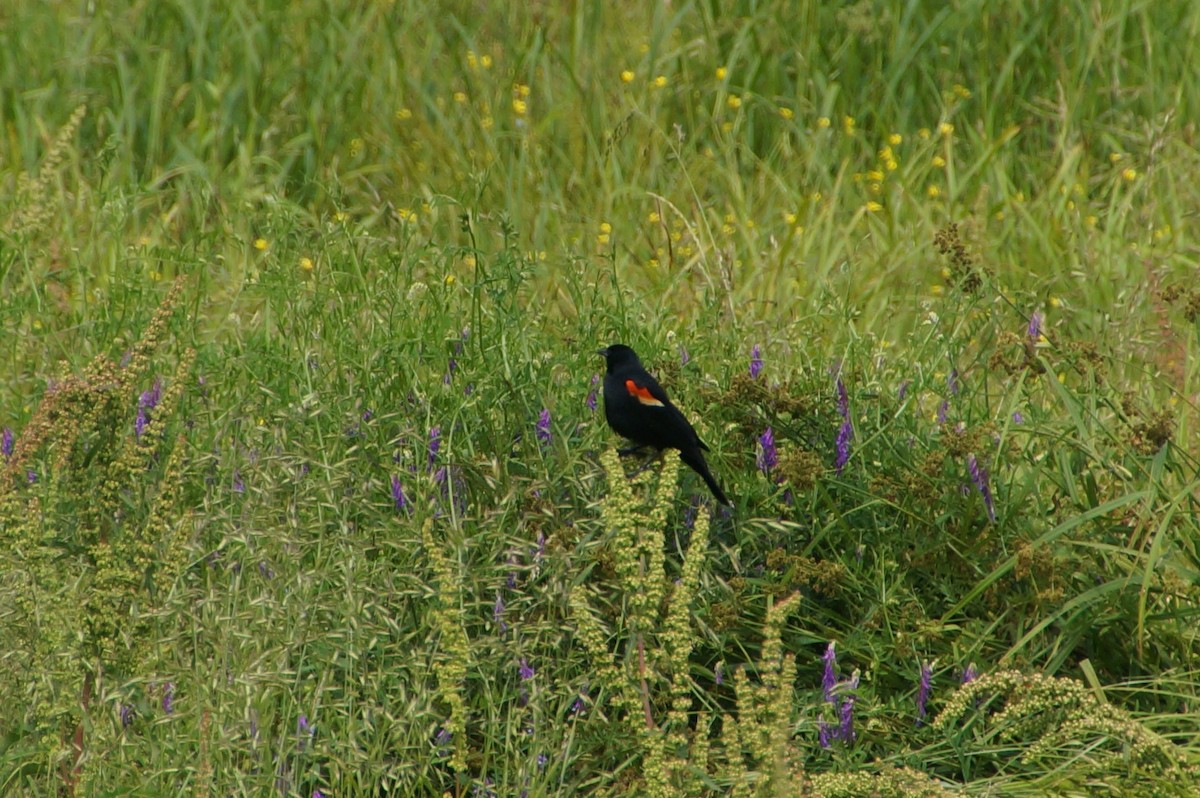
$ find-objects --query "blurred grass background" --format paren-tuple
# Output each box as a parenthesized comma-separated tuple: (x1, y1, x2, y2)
(2, 1, 1199, 795)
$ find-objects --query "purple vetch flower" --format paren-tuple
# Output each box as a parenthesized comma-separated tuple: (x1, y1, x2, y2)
(897, 380, 911, 402)
(428, 426, 441, 469)
(835, 420, 852, 474)
(536, 409, 552, 446)
(457, 326, 470, 354)
(120, 703, 135, 728)
(836, 377, 849, 421)
(494, 592, 507, 633)
(362, 409, 373, 422)
(967, 453, 996, 522)
(680, 345, 690, 366)
(27, 469, 37, 484)
(834, 377, 852, 474)
(537, 752, 548, 770)
(818, 721, 832, 749)
(534, 530, 546, 561)
(1, 427, 13, 459)
(936, 399, 949, 425)
(298, 715, 314, 750)
(135, 377, 163, 439)
(837, 696, 856, 742)
(1012, 411, 1024, 424)
(391, 475, 408, 513)
(822, 642, 838, 702)
(162, 682, 175, 714)
(586, 374, 599, 412)
(141, 377, 163, 410)
(570, 688, 588, 715)
(961, 662, 979, 684)
(749, 345, 764, 379)
(916, 661, 932, 725)
(232, 469, 245, 493)
(444, 357, 457, 385)
(757, 427, 778, 476)
(313, 791, 325, 798)
(714, 661, 724, 686)
(1027, 311, 1042, 341)
(947, 368, 960, 395)
(519, 658, 535, 681)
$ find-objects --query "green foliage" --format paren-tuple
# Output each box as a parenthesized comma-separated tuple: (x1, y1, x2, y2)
(2, 1, 1200, 796)
(0, 279, 192, 785)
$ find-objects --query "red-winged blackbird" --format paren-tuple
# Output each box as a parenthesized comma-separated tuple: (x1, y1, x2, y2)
(598, 344, 731, 506)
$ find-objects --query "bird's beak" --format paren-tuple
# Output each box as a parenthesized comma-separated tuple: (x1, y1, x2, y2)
(597, 347, 609, 357)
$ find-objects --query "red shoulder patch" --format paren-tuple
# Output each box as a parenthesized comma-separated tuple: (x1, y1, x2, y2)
(625, 379, 665, 407)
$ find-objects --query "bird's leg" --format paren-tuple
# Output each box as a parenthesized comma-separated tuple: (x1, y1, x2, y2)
(618, 443, 649, 457)
(628, 448, 665, 476)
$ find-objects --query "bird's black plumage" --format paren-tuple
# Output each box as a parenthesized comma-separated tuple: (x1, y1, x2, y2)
(598, 344, 731, 506)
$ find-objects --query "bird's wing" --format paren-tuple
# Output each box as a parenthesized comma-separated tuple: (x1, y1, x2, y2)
(622, 373, 673, 408)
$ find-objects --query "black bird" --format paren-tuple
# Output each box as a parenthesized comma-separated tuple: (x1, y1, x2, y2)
(598, 344, 731, 506)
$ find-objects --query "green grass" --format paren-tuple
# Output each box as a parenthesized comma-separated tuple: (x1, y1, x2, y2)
(2, 1, 1200, 795)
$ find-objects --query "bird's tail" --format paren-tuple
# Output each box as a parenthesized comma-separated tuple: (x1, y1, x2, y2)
(679, 447, 731, 506)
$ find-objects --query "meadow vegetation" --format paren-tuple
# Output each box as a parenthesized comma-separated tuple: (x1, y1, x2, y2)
(2, 1, 1200, 795)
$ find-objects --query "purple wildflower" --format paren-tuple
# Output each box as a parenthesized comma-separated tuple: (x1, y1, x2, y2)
(232, 470, 245, 493)
(162, 682, 175, 714)
(749, 345, 764, 379)
(434, 727, 452, 752)
(586, 374, 599, 412)
(444, 358, 457, 385)
(27, 469, 37, 484)
(680, 345, 690, 366)
(835, 420, 852, 474)
(313, 791, 325, 798)
(298, 715, 313, 750)
(141, 377, 163, 410)
(537, 752, 549, 769)
(967, 453, 996, 522)
(1012, 411, 1024, 424)
(391, 475, 408, 513)
(836, 377, 849, 420)
(519, 658, 535, 680)
(1, 427, 13, 459)
(947, 368, 960, 395)
(536, 409, 552, 446)
(535, 530, 545, 560)
(363, 409, 373, 422)
(135, 377, 162, 439)
(494, 592, 507, 633)
(936, 399, 949, 425)
(428, 426, 441, 469)
(818, 721, 832, 749)
(897, 380, 910, 402)
(961, 662, 979, 684)
(835, 378, 852, 474)
(571, 692, 586, 714)
(1027, 311, 1042, 341)
(457, 326, 470, 354)
(757, 427, 778, 475)
(916, 661, 932, 725)
(714, 662, 724, 686)
(837, 697, 856, 742)
(120, 703, 135, 728)
(822, 642, 838, 702)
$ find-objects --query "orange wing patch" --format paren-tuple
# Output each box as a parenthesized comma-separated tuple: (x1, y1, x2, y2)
(625, 379, 665, 407)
